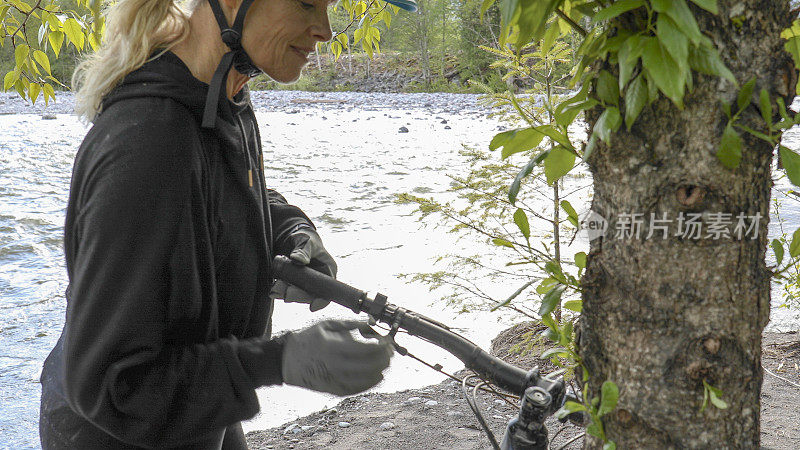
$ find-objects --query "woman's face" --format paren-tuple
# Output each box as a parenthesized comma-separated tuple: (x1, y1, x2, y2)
(240, 0, 333, 83)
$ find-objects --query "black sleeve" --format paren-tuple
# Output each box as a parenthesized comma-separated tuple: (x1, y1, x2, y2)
(62, 107, 282, 447)
(267, 189, 316, 255)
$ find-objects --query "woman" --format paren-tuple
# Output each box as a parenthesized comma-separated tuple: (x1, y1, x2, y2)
(39, 0, 410, 448)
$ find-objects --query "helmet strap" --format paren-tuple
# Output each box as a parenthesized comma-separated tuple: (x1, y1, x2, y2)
(203, 0, 261, 128)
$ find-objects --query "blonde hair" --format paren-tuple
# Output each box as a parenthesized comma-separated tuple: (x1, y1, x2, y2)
(73, 0, 203, 122)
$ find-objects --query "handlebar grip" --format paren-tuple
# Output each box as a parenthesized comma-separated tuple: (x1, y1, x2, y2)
(272, 256, 366, 313)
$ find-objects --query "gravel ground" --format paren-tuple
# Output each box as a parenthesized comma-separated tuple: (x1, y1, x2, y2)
(245, 327, 800, 450)
(0, 90, 490, 117)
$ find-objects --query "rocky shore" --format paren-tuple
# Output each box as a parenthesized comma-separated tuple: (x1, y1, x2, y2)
(0, 90, 490, 117)
(245, 325, 800, 450)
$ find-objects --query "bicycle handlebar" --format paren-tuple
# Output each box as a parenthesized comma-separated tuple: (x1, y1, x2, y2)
(272, 256, 535, 395)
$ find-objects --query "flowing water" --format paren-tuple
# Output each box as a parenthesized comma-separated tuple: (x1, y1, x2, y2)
(1, 91, 798, 448)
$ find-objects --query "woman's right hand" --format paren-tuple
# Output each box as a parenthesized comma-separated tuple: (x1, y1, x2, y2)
(281, 320, 393, 396)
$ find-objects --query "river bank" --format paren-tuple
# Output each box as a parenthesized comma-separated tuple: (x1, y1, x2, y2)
(245, 325, 800, 450)
(2, 90, 800, 448)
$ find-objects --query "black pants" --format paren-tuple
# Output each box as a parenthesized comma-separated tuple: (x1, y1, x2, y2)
(39, 387, 248, 450)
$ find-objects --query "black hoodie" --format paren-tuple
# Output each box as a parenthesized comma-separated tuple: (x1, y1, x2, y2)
(39, 51, 312, 448)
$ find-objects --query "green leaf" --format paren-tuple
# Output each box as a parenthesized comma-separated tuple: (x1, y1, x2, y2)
(554, 99, 598, 128)
(586, 421, 603, 439)
(490, 129, 516, 151)
(688, 44, 736, 84)
(14, 78, 27, 100)
(592, 0, 644, 22)
(656, 15, 688, 71)
(624, 74, 648, 130)
(785, 36, 800, 75)
(563, 299, 583, 312)
(709, 392, 728, 409)
(700, 383, 710, 412)
(492, 238, 515, 248)
(596, 70, 620, 106)
(717, 124, 742, 169)
(780, 146, 800, 187)
(545, 260, 564, 280)
(544, 146, 576, 185)
(539, 285, 565, 316)
(617, 36, 645, 91)
(43, 10, 61, 31)
(480, 0, 496, 21)
(645, 72, 659, 104)
(759, 88, 772, 126)
(499, 128, 547, 159)
(509, 155, 542, 204)
(3, 70, 19, 91)
(362, 40, 373, 58)
(14, 44, 29, 68)
(534, 124, 574, 150)
(536, 278, 558, 295)
(48, 31, 65, 58)
(541, 313, 558, 336)
(43, 83, 54, 106)
(777, 98, 790, 122)
(33, 50, 51, 75)
(652, 0, 703, 45)
(597, 381, 619, 417)
(560, 200, 579, 227)
(513, 208, 530, 239)
(500, 0, 520, 31)
(737, 77, 756, 114)
(575, 252, 587, 268)
(772, 239, 784, 266)
(603, 442, 617, 450)
(561, 320, 574, 345)
(643, 38, 685, 107)
(555, 400, 587, 420)
(63, 18, 85, 50)
(88, 32, 100, 52)
(541, 346, 570, 359)
(702, 380, 728, 410)
(541, 22, 561, 54)
(790, 228, 800, 258)
(29, 82, 41, 105)
(513, 0, 559, 48)
(593, 107, 622, 144)
(689, 0, 718, 14)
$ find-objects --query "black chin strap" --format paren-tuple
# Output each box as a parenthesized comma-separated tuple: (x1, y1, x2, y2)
(203, 0, 261, 128)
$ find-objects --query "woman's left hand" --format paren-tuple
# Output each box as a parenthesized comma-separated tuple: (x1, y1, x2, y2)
(270, 227, 337, 311)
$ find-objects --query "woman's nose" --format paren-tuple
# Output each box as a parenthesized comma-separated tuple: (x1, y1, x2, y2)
(312, 11, 333, 42)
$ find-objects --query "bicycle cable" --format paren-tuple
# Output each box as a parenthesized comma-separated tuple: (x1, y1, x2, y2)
(552, 431, 585, 450)
(463, 375, 501, 450)
(371, 322, 519, 401)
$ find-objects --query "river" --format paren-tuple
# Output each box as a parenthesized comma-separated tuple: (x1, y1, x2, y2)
(1, 91, 798, 448)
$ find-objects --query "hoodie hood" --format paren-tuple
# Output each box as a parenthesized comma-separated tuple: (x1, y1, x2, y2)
(101, 50, 250, 129)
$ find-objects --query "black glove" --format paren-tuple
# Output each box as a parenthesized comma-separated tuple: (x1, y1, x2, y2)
(270, 227, 337, 311)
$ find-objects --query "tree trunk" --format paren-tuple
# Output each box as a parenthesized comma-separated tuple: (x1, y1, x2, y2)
(580, 1, 795, 448)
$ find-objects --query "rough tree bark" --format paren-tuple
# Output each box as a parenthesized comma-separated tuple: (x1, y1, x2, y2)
(580, 2, 796, 448)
